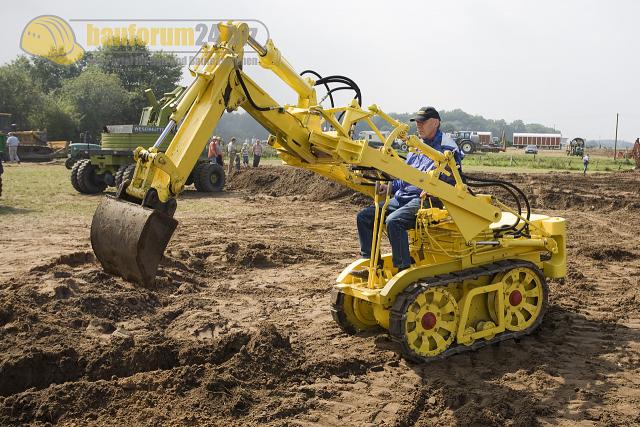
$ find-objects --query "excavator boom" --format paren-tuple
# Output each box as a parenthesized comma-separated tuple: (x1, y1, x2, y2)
(90, 21, 502, 286)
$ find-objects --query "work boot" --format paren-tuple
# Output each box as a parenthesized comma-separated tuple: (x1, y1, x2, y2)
(350, 269, 369, 280)
(350, 259, 385, 280)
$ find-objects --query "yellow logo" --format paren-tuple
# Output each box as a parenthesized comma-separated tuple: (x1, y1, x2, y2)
(21, 15, 84, 64)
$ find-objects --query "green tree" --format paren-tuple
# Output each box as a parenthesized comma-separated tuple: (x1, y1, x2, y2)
(526, 123, 558, 133)
(510, 120, 526, 134)
(59, 67, 133, 139)
(0, 57, 45, 129)
(27, 53, 89, 93)
(28, 95, 79, 141)
(440, 122, 455, 133)
(91, 38, 182, 117)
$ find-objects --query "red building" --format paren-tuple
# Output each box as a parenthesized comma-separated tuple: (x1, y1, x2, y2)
(513, 133, 562, 150)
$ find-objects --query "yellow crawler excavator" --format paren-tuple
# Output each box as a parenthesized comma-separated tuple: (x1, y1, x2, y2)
(90, 22, 566, 362)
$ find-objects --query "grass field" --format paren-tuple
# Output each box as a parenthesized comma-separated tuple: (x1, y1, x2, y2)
(461, 149, 635, 173)
(0, 162, 100, 217)
(1, 151, 631, 218)
(263, 144, 635, 173)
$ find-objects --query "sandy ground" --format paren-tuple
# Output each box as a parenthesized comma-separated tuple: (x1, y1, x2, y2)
(0, 165, 639, 426)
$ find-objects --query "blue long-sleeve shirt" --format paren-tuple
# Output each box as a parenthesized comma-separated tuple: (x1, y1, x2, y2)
(390, 130, 463, 206)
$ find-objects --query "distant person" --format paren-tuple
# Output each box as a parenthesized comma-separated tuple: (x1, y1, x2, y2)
(214, 137, 224, 166)
(252, 139, 263, 167)
(207, 137, 216, 161)
(227, 137, 238, 176)
(582, 153, 589, 175)
(241, 142, 250, 167)
(6, 132, 20, 164)
(208, 137, 224, 166)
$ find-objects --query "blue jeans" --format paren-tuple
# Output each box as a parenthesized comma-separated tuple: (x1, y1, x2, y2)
(356, 197, 422, 269)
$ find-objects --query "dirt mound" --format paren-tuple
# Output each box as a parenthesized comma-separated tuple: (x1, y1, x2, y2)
(225, 166, 355, 200)
(0, 249, 379, 425)
(223, 241, 325, 268)
(29, 251, 95, 273)
(532, 189, 638, 211)
(0, 321, 371, 425)
(226, 168, 640, 213)
(0, 253, 210, 397)
(203, 325, 302, 415)
(466, 171, 640, 212)
(611, 285, 640, 317)
(578, 245, 638, 262)
(0, 326, 289, 425)
(399, 381, 545, 427)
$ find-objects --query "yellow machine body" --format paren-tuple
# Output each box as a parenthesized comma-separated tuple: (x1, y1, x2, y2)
(90, 21, 567, 361)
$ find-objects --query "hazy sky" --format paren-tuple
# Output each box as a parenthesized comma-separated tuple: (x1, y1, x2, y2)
(3, 0, 639, 141)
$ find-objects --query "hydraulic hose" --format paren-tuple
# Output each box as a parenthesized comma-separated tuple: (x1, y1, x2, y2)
(300, 70, 335, 108)
(464, 174, 531, 237)
(235, 68, 277, 112)
(316, 75, 362, 106)
(465, 174, 531, 220)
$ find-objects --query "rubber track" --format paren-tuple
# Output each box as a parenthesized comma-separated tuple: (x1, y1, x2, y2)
(388, 259, 549, 363)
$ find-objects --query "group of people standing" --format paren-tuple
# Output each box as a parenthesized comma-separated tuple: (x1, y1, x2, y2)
(207, 136, 264, 175)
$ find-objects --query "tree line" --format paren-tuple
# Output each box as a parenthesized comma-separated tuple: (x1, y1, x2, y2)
(0, 39, 182, 142)
(361, 110, 558, 142)
(219, 109, 560, 143)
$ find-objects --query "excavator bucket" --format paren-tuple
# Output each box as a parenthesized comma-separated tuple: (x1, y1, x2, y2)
(90, 196, 178, 286)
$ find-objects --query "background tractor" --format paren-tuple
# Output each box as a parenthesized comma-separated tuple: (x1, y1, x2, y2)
(65, 132, 101, 169)
(451, 130, 504, 154)
(566, 137, 585, 156)
(0, 113, 54, 162)
(70, 86, 225, 194)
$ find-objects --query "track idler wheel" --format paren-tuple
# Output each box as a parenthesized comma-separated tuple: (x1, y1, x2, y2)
(331, 289, 378, 334)
(90, 188, 177, 286)
(488, 266, 547, 332)
(391, 284, 459, 360)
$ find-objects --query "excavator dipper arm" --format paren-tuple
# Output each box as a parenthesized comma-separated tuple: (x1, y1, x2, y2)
(90, 21, 501, 285)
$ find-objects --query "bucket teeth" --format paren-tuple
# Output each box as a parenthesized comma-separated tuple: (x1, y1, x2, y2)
(90, 196, 178, 285)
